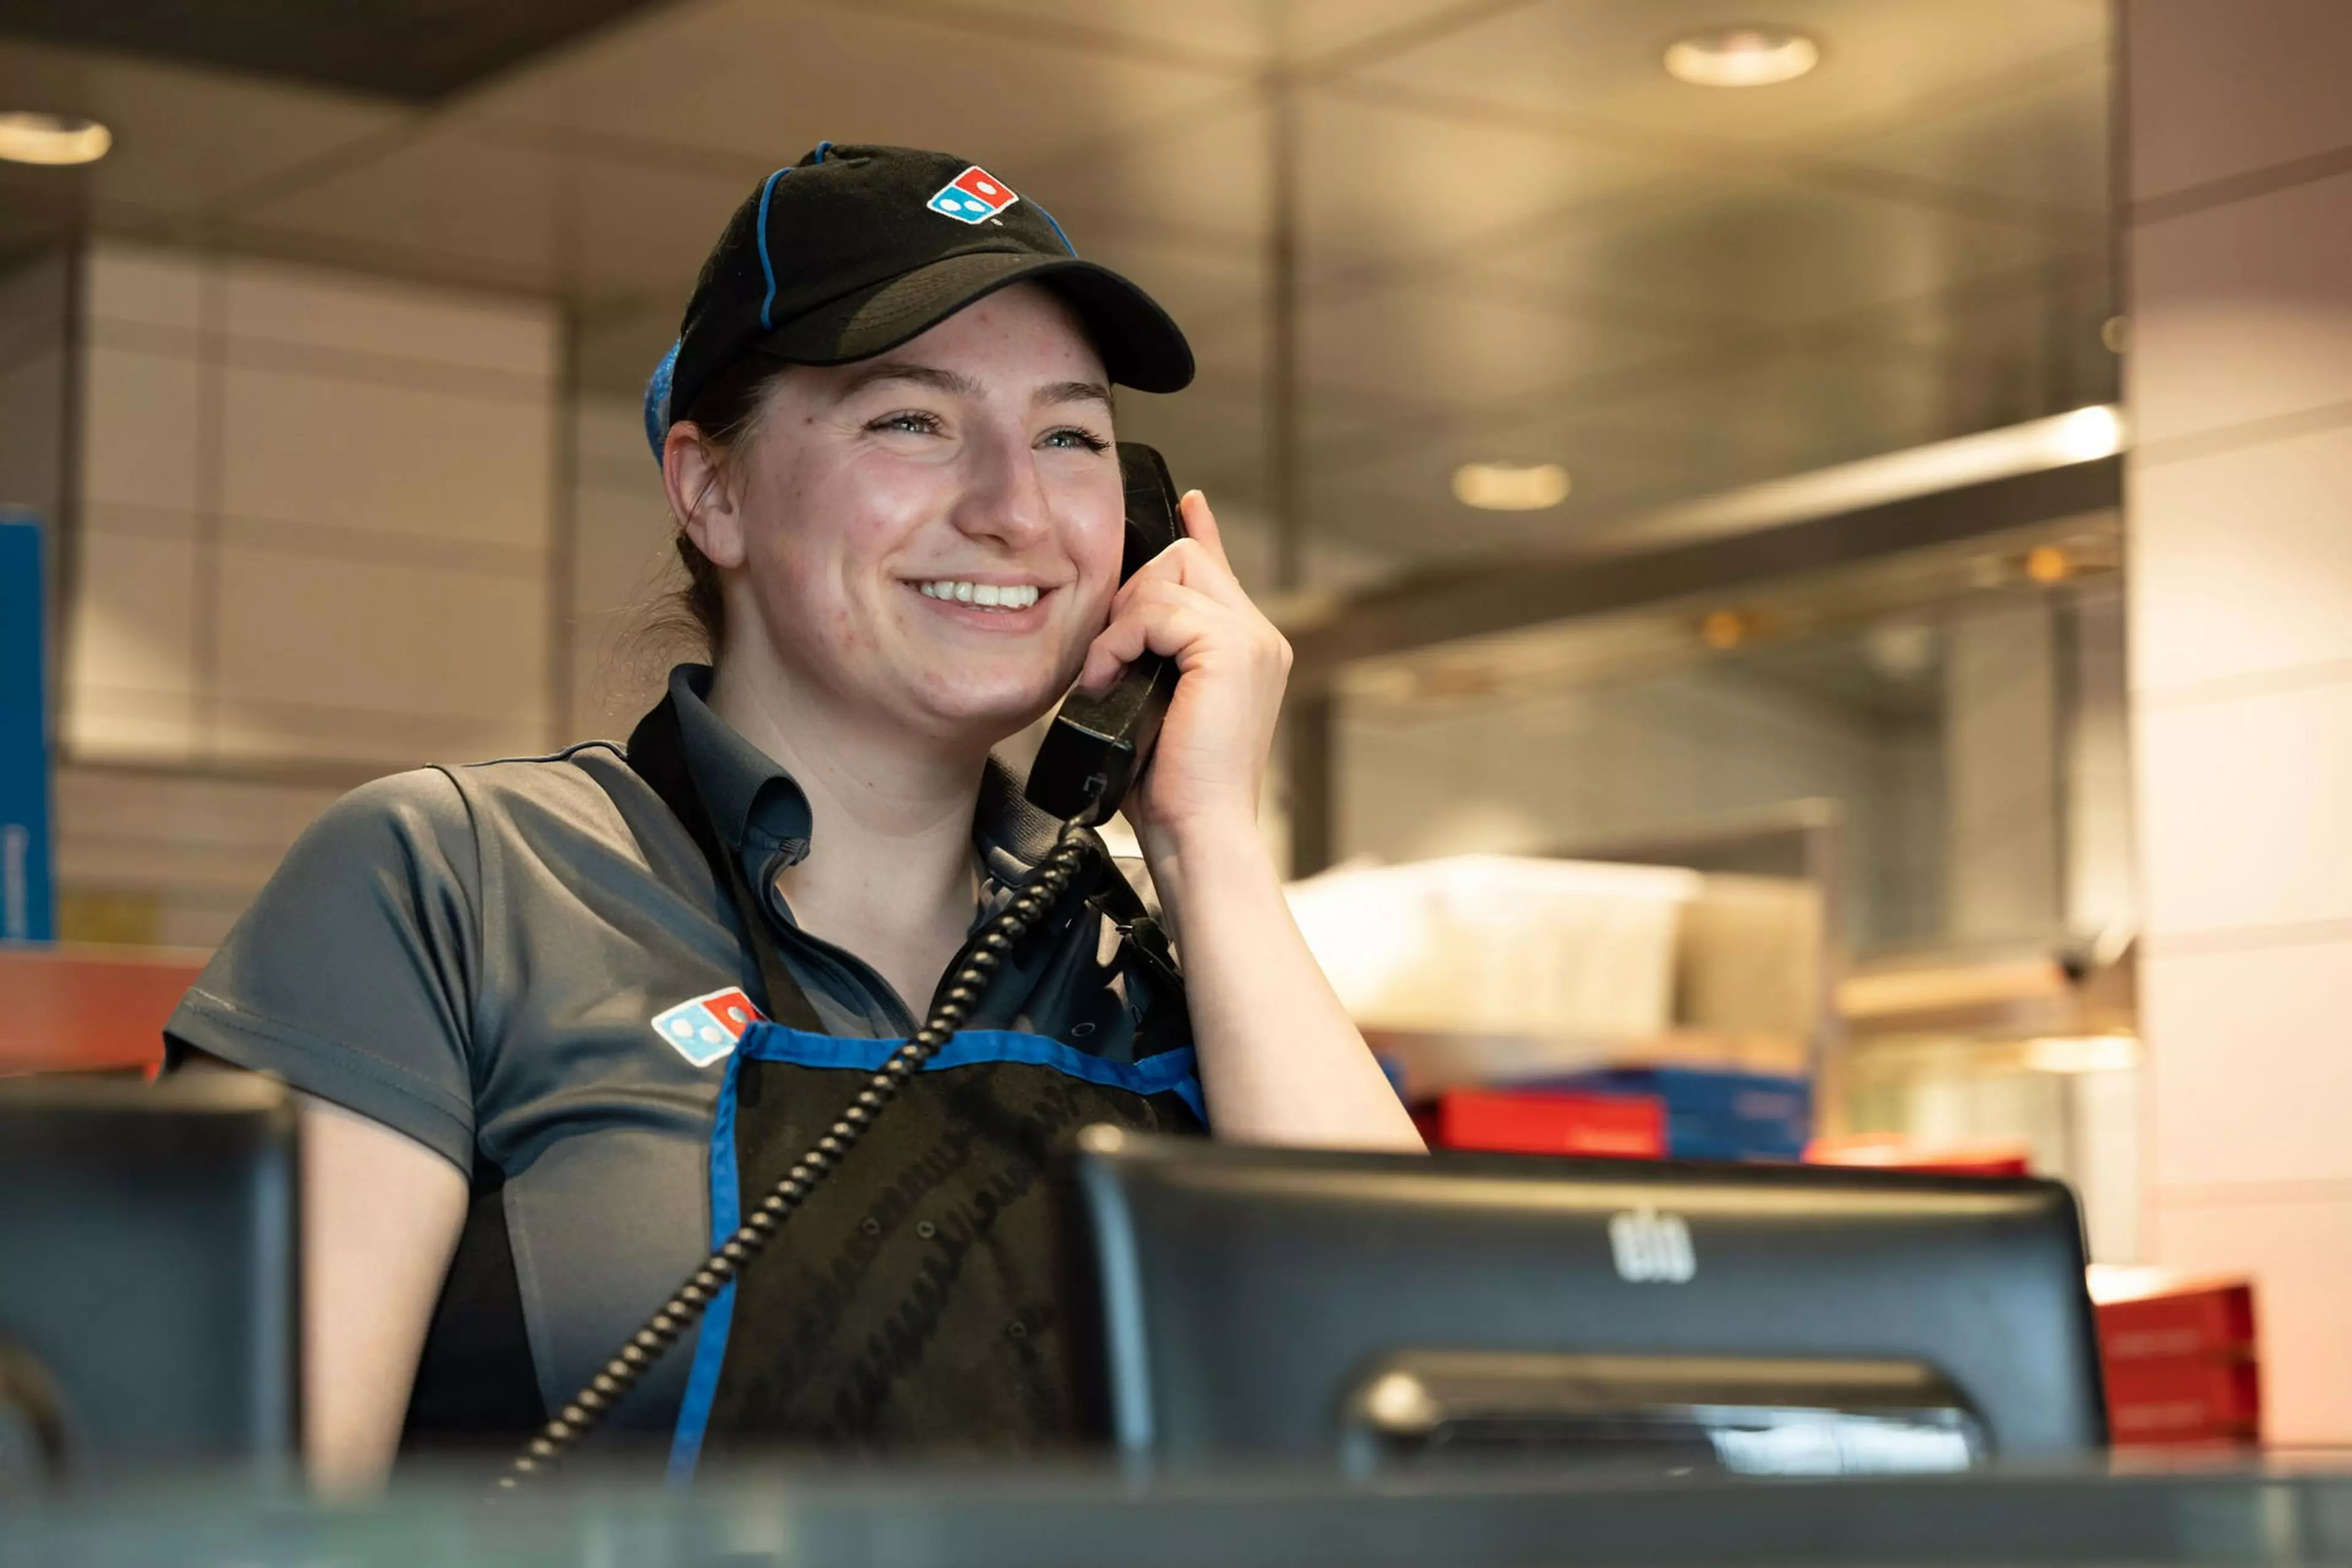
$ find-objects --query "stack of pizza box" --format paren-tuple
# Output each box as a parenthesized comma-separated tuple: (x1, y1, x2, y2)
(2088, 1266, 2261, 1448)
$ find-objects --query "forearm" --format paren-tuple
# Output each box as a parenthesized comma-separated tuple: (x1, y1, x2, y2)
(1145, 816, 1425, 1151)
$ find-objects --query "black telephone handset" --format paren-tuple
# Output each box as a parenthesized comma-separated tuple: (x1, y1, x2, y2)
(1022, 442, 1185, 826)
(505, 443, 1191, 1490)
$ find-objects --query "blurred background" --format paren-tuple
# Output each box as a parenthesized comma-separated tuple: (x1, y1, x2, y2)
(0, 0, 2342, 1447)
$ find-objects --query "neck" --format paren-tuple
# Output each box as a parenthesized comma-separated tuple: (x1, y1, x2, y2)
(707, 648, 987, 1016)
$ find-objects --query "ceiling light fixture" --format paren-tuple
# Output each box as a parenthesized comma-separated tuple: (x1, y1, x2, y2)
(2051, 404, 2125, 462)
(1452, 461, 1570, 511)
(1663, 26, 1820, 88)
(0, 111, 112, 166)
(2024, 1033, 2140, 1075)
(1699, 611, 1747, 650)
(2024, 545, 2073, 585)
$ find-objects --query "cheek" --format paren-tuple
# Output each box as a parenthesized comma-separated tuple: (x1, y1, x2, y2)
(748, 449, 940, 646)
(1061, 482, 1129, 611)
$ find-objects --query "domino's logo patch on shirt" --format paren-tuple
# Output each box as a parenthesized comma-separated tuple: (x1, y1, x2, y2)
(927, 165, 1019, 224)
(652, 987, 764, 1067)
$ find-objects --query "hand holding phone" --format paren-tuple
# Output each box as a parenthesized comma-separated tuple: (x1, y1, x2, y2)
(1023, 443, 1185, 826)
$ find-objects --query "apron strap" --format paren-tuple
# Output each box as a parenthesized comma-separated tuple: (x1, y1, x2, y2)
(622, 693, 827, 1034)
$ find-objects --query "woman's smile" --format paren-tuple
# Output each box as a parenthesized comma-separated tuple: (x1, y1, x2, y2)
(905, 575, 1057, 634)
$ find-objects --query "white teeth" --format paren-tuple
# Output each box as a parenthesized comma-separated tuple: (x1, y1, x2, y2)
(917, 580, 1040, 610)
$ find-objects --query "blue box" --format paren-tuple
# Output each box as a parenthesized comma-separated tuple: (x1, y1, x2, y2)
(1525, 1065, 1811, 1163)
(0, 513, 53, 943)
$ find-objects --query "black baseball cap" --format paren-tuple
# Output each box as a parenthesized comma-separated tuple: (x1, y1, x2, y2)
(644, 141, 1194, 460)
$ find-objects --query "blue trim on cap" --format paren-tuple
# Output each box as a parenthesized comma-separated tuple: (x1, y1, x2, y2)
(753, 166, 789, 331)
(1028, 198, 1077, 257)
(811, 140, 834, 163)
(643, 337, 681, 466)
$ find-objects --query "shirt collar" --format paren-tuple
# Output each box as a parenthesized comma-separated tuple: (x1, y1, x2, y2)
(668, 663, 813, 881)
(666, 662, 1072, 887)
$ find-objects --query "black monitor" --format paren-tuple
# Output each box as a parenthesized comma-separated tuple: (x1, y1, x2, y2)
(1068, 1130, 2105, 1476)
(0, 1072, 299, 1490)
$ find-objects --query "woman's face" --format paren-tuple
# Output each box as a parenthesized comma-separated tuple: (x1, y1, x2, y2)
(699, 284, 1126, 747)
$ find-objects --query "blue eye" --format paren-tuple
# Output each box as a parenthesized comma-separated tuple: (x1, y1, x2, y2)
(1042, 427, 1110, 453)
(870, 410, 942, 435)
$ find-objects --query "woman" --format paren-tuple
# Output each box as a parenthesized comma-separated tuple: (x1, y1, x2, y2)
(167, 143, 1420, 1491)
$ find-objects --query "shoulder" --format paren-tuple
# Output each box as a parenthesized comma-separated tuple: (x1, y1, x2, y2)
(301, 741, 650, 873)
(438, 738, 641, 820)
(431, 737, 692, 891)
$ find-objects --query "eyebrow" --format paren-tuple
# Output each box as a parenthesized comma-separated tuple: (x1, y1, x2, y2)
(834, 361, 1112, 412)
(835, 361, 984, 401)
(1038, 379, 1113, 411)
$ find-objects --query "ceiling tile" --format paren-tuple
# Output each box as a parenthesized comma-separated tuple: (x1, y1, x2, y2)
(1120, 376, 1433, 496)
(1303, 278, 1689, 405)
(231, 123, 564, 293)
(472, 0, 1238, 173)
(561, 151, 762, 300)
(1468, 172, 2084, 331)
(872, 0, 1493, 70)
(1348, 0, 2107, 155)
(1835, 59, 2111, 217)
(0, 0, 662, 103)
(1021, 97, 1271, 252)
(1298, 87, 1676, 269)
(0, 37, 407, 226)
(225, 119, 755, 304)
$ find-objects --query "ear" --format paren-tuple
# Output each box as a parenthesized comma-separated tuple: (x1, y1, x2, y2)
(663, 424, 748, 570)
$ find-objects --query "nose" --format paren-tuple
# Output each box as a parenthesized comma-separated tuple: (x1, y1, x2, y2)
(948, 421, 1054, 552)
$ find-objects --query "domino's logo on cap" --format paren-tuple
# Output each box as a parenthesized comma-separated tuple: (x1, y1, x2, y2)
(650, 986, 764, 1067)
(927, 165, 1019, 224)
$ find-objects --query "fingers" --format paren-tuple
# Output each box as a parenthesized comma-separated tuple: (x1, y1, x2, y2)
(1077, 487, 1289, 692)
(1120, 496, 1255, 618)
(1177, 490, 1229, 568)
(1079, 577, 1254, 693)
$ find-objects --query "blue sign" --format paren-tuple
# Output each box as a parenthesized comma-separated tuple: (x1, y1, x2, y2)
(0, 513, 54, 943)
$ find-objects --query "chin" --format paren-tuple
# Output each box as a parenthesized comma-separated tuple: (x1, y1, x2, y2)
(895, 666, 1068, 745)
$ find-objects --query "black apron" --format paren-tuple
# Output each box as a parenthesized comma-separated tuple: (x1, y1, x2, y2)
(623, 695, 1204, 1482)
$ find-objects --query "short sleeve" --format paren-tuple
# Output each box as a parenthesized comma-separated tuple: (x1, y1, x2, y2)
(165, 768, 481, 1172)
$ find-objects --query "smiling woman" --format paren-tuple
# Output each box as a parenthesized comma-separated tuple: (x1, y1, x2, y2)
(162, 142, 1419, 1493)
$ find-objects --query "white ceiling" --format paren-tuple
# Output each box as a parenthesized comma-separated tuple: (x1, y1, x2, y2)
(0, 0, 2116, 587)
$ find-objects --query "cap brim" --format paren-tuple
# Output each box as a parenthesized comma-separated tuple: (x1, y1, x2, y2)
(755, 251, 1195, 394)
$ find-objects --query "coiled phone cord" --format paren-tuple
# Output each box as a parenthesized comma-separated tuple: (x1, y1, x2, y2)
(500, 818, 1099, 1489)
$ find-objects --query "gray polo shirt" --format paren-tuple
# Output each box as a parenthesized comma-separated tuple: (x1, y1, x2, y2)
(164, 664, 1180, 1442)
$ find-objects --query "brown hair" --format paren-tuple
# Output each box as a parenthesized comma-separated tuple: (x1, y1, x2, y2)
(666, 353, 793, 658)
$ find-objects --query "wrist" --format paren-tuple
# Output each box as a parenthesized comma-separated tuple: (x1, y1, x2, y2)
(1138, 801, 1263, 868)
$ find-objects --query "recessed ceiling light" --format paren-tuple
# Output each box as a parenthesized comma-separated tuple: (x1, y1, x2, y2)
(0, 111, 112, 167)
(1452, 461, 1570, 511)
(1663, 26, 1820, 88)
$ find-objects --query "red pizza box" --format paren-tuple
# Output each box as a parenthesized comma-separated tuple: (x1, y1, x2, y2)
(0, 944, 205, 1076)
(1421, 1088, 1666, 1159)
(2089, 1272, 2257, 1363)
(2103, 1356, 2261, 1443)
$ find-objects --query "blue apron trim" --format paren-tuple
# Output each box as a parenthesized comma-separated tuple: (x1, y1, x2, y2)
(665, 1044, 749, 1485)
(665, 1025, 1205, 1484)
